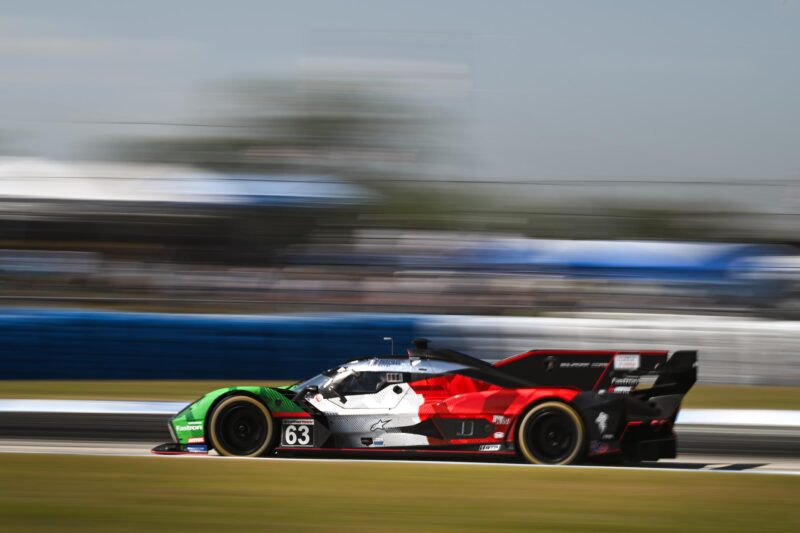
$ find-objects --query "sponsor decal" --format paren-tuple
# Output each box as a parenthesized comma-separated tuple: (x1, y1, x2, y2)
(185, 444, 208, 453)
(610, 386, 631, 393)
(369, 359, 405, 367)
(187, 437, 205, 444)
(595, 411, 609, 433)
(386, 372, 403, 383)
(493, 432, 505, 439)
(479, 444, 502, 452)
(281, 419, 315, 447)
(371, 438, 385, 447)
(492, 415, 511, 425)
(176, 421, 203, 432)
(370, 418, 390, 431)
(614, 354, 640, 371)
(560, 362, 607, 369)
(611, 376, 640, 386)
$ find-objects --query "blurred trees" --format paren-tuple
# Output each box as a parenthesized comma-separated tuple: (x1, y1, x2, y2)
(106, 78, 729, 244)
(100, 79, 464, 260)
(111, 79, 450, 181)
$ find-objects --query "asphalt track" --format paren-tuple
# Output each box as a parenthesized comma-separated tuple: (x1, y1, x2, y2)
(2, 412, 799, 457)
(0, 402, 797, 474)
(0, 439, 798, 476)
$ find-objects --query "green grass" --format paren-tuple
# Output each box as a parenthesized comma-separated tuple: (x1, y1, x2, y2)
(0, 380, 292, 401)
(0, 381, 798, 410)
(0, 454, 797, 532)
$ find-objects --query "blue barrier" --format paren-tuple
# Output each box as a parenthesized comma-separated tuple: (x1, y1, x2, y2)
(0, 309, 421, 379)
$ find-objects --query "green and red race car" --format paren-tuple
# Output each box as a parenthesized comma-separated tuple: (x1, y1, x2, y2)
(153, 339, 697, 464)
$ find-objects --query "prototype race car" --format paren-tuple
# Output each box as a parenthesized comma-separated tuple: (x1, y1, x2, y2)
(153, 339, 697, 464)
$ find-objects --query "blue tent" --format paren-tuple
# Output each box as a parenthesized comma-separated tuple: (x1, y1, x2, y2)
(457, 239, 794, 282)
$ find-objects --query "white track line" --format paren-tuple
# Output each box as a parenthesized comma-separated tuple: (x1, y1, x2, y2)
(0, 399, 187, 414)
(2, 400, 800, 428)
(677, 409, 800, 427)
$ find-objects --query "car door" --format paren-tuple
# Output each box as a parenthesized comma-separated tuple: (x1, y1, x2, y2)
(308, 364, 428, 447)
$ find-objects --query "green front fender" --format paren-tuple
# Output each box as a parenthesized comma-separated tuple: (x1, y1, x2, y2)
(170, 386, 306, 445)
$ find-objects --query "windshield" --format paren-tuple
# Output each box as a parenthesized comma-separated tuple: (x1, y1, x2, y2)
(290, 368, 337, 391)
(289, 358, 377, 391)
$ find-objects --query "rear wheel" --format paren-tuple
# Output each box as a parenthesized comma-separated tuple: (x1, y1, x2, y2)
(517, 401, 585, 465)
(208, 395, 274, 457)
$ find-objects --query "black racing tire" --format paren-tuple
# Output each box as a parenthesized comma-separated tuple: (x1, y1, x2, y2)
(516, 401, 585, 465)
(208, 395, 274, 457)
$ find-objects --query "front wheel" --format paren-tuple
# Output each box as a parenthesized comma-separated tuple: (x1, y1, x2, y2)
(516, 401, 585, 465)
(208, 395, 274, 457)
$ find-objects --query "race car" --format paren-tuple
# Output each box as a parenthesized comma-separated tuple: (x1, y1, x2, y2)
(152, 339, 697, 464)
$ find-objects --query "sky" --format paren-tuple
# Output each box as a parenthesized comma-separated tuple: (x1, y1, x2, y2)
(0, 0, 798, 180)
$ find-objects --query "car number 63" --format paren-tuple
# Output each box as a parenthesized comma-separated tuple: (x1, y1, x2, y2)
(281, 419, 315, 447)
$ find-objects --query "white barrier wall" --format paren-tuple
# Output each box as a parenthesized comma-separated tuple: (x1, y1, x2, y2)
(421, 314, 800, 386)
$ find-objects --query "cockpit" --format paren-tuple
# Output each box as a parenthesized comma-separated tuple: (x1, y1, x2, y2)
(291, 357, 466, 399)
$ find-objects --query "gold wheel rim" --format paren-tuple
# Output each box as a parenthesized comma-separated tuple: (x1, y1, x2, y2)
(517, 401, 584, 465)
(208, 395, 273, 457)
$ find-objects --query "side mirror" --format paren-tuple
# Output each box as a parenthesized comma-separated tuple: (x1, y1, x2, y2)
(292, 384, 319, 402)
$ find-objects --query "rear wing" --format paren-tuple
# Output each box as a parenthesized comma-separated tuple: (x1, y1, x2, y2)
(493, 349, 697, 396)
(631, 350, 697, 399)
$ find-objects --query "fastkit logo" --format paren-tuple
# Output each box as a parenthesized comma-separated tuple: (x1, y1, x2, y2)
(176, 421, 203, 432)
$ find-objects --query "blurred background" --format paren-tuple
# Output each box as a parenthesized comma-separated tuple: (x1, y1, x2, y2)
(1, 3, 800, 531)
(1, 0, 800, 385)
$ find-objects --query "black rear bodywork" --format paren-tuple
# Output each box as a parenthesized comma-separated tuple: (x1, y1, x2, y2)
(497, 349, 697, 462)
(409, 340, 697, 462)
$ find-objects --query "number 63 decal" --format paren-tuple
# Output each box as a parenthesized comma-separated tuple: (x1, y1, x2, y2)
(281, 419, 315, 447)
